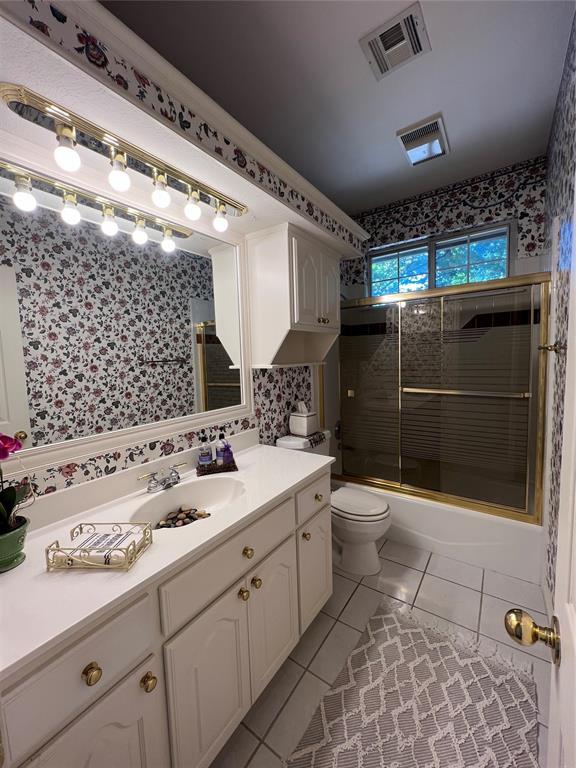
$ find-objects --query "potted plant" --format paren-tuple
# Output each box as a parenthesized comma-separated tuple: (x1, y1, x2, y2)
(0, 433, 32, 572)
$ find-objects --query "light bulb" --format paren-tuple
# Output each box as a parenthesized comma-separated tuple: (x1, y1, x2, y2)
(53, 125, 81, 172)
(60, 193, 81, 225)
(151, 173, 171, 208)
(212, 204, 229, 233)
(101, 207, 118, 237)
(12, 176, 37, 212)
(184, 190, 202, 221)
(108, 152, 131, 192)
(161, 228, 176, 253)
(132, 218, 148, 245)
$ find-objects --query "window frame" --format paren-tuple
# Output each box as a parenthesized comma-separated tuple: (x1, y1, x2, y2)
(368, 221, 516, 297)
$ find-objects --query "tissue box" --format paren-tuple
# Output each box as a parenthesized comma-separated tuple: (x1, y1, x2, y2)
(289, 411, 319, 437)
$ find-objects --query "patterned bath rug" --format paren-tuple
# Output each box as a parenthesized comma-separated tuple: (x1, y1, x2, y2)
(286, 600, 538, 768)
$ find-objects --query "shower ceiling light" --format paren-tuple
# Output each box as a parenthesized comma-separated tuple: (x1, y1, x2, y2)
(53, 124, 81, 172)
(161, 227, 176, 253)
(184, 189, 202, 221)
(132, 217, 148, 245)
(101, 205, 119, 237)
(108, 151, 131, 192)
(212, 202, 229, 233)
(151, 172, 171, 209)
(12, 175, 37, 212)
(60, 192, 81, 225)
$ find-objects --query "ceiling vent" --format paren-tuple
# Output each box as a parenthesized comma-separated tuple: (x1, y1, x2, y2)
(360, 3, 431, 81)
(397, 114, 449, 165)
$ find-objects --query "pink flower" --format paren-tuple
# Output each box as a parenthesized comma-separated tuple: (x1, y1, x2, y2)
(0, 433, 22, 460)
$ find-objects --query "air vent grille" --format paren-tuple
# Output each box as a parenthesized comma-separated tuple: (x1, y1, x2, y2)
(360, 2, 431, 81)
(397, 114, 449, 166)
(399, 120, 440, 148)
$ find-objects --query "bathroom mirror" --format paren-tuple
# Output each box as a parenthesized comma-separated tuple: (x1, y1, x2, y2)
(0, 186, 243, 450)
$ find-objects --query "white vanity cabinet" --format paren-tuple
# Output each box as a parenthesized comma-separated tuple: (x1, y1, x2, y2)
(22, 656, 170, 768)
(298, 506, 333, 632)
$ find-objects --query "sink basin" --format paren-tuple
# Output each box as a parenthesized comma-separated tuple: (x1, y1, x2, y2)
(130, 475, 246, 527)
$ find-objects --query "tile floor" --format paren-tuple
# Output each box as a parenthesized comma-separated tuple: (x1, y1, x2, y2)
(210, 538, 551, 768)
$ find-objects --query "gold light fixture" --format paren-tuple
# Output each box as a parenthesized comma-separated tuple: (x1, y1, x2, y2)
(53, 123, 81, 172)
(212, 201, 229, 233)
(61, 192, 81, 225)
(100, 205, 119, 237)
(108, 150, 130, 192)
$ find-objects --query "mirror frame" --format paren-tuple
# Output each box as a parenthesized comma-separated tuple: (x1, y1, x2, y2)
(3, 226, 253, 476)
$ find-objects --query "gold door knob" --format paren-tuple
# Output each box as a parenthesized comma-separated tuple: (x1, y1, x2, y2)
(140, 671, 158, 693)
(302, 531, 312, 541)
(314, 493, 323, 502)
(251, 577, 263, 589)
(504, 608, 561, 665)
(238, 587, 250, 601)
(82, 661, 103, 686)
(14, 430, 28, 442)
(242, 546, 255, 559)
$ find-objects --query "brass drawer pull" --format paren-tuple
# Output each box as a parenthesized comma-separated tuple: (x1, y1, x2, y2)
(251, 577, 263, 589)
(242, 546, 255, 559)
(302, 531, 312, 541)
(140, 671, 158, 693)
(238, 587, 250, 601)
(82, 662, 102, 687)
(314, 493, 323, 502)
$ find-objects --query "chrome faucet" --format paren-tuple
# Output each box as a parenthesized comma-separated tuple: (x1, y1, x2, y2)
(139, 463, 187, 493)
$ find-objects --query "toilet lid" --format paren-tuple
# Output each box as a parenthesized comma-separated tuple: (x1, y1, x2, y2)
(331, 487, 390, 520)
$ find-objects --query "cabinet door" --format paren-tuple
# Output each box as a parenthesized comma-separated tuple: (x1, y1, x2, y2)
(164, 579, 251, 768)
(24, 656, 170, 768)
(298, 506, 333, 632)
(320, 252, 341, 328)
(291, 234, 321, 328)
(248, 537, 299, 699)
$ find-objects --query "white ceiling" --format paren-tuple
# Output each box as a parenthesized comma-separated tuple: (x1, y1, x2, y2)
(102, 0, 574, 214)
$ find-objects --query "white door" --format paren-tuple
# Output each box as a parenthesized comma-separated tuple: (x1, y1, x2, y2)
(248, 536, 299, 698)
(164, 579, 251, 768)
(0, 266, 31, 447)
(547, 213, 576, 767)
(291, 235, 321, 328)
(24, 656, 170, 768)
(320, 253, 341, 328)
(298, 506, 333, 632)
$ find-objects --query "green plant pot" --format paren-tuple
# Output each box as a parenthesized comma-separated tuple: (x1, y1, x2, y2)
(0, 516, 29, 572)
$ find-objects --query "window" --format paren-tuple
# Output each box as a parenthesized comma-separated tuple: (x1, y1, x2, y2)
(369, 224, 511, 297)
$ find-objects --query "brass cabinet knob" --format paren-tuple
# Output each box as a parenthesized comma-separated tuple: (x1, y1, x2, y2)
(302, 531, 312, 541)
(242, 546, 255, 559)
(504, 608, 561, 665)
(317, 317, 322, 324)
(14, 430, 28, 442)
(140, 671, 158, 693)
(238, 587, 250, 601)
(251, 577, 263, 589)
(314, 493, 323, 502)
(82, 661, 103, 686)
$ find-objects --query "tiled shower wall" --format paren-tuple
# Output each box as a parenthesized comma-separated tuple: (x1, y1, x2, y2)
(341, 155, 548, 295)
(543, 11, 576, 598)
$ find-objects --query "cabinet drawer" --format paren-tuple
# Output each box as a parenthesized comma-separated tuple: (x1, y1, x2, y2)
(160, 498, 295, 637)
(2, 593, 155, 766)
(296, 473, 331, 525)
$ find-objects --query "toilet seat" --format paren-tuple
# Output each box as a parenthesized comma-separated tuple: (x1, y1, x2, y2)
(331, 487, 390, 522)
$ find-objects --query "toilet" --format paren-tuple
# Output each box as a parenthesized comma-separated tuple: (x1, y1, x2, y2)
(276, 433, 391, 576)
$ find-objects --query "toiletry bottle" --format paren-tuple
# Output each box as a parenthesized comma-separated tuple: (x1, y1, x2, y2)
(198, 437, 212, 467)
(223, 439, 234, 466)
(215, 433, 226, 466)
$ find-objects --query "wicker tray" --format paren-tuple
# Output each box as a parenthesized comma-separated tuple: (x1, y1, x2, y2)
(45, 522, 152, 571)
(196, 459, 238, 477)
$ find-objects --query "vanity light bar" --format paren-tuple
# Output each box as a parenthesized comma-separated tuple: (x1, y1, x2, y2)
(0, 83, 248, 217)
(0, 158, 196, 240)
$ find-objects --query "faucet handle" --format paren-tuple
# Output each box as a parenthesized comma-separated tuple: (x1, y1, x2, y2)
(137, 470, 158, 482)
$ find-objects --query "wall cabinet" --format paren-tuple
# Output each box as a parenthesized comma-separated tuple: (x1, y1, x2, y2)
(292, 234, 340, 330)
(23, 657, 170, 768)
(298, 506, 333, 632)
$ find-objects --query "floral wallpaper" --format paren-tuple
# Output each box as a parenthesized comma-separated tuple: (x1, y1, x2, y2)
(253, 366, 313, 445)
(0, 201, 213, 447)
(544, 12, 576, 598)
(7, 0, 365, 254)
(341, 156, 548, 291)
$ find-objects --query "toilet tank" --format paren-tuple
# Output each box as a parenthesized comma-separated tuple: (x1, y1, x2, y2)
(276, 431, 331, 455)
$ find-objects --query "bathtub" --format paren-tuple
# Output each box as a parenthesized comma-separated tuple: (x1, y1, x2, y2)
(332, 480, 542, 583)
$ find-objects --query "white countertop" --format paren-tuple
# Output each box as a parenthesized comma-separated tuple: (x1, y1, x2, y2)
(0, 445, 334, 684)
